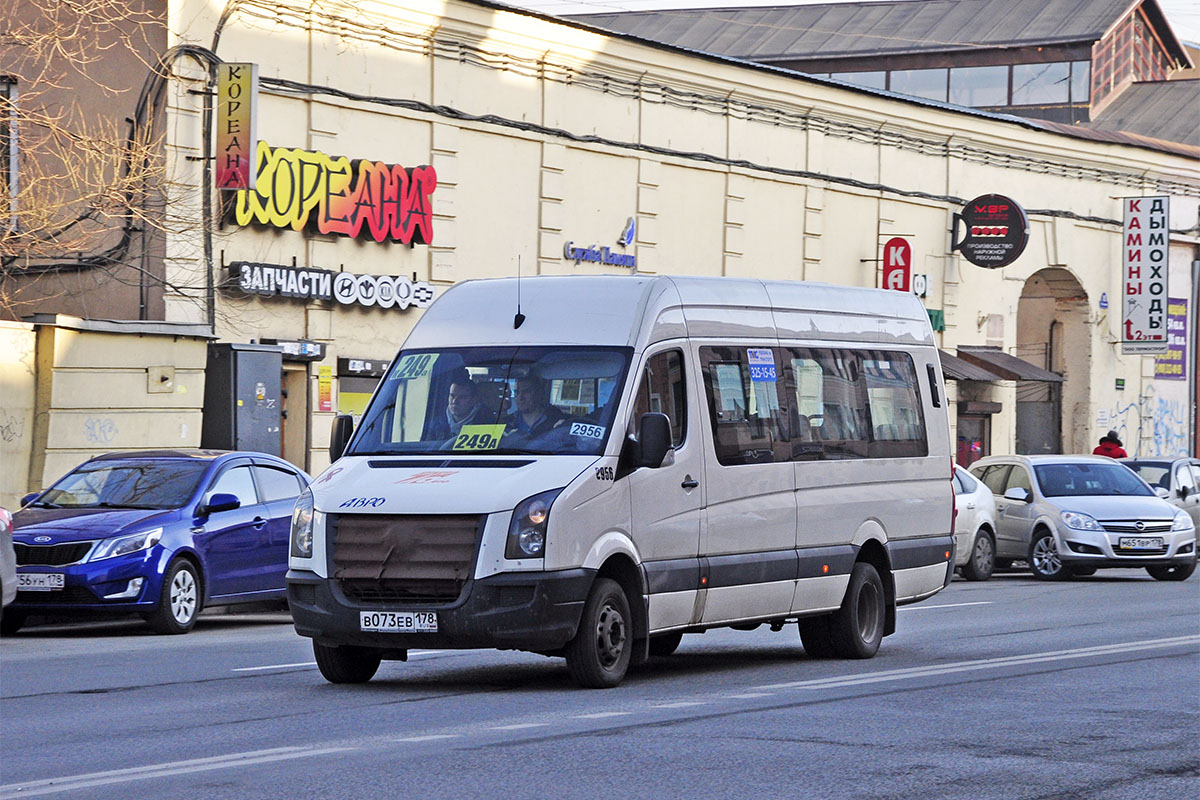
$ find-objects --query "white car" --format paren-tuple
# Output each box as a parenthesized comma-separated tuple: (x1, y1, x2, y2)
(954, 466, 998, 580)
(0, 507, 15, 610)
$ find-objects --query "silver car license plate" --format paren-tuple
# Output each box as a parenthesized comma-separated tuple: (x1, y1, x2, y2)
(359, 610, 437, 633)
(17, 573, 65, 591)
(1118, 536, 1163, 550)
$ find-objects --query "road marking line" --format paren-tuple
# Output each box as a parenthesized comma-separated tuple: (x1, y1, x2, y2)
(234, 650, 444, 672)
(0, 746, 353, 799)
(393, 734, 460, 743)
(232, 661, 316, 672)
(491, 723, 550, 730)
(652, 701, 707, 708)
(574, 711, 632, 719)
(899, 601, 993, 611)
(728, 692, 772, 699)
(755, 635, 1200, 692)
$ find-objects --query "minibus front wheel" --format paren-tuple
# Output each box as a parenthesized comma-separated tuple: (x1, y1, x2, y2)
(314, 641, 382, 684)
(565, 578, 632, 688)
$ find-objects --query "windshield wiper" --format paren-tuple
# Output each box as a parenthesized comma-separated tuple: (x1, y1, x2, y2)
(95, 502, 157, 510)
(29, 501, 61, 509)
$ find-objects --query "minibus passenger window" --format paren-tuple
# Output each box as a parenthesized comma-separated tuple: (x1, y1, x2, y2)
(862, 351, 928, 458)
(700, 347, 787, 466)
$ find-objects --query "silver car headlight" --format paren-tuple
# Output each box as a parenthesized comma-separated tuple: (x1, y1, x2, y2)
(89, 528, 162, 561)
(1060, 511, 1103, 531)
(290, 488, 315, 558)
(1172, 510, 1195, 531)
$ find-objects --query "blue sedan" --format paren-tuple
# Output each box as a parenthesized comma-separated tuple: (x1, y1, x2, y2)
(3, 449, 310, 635)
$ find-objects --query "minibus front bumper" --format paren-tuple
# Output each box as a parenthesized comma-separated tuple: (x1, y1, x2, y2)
(286, 568, 595, 651)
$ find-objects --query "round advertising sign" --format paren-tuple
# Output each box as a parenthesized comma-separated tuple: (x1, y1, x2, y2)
(952, 194, 1029, 268)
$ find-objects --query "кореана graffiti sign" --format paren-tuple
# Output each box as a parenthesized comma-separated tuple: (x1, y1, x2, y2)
(231, 142, 437, 244)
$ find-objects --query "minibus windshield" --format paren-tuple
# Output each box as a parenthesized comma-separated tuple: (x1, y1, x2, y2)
(348, 346, 632, 456)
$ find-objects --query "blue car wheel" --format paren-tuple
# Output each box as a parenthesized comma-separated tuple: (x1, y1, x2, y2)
(145, 560, 200, 634)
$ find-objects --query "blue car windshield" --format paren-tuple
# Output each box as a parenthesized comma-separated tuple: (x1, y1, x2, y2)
(1034, 463, 1154, 498)
(348, 346, 632, 456)
(38, 461, 210, 509)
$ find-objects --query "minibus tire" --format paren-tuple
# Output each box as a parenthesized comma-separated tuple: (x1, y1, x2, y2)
(648, 631, 683, 657)
(565, 578, 632, 688)
(313, 641, 382, 684)
(797, 616, 835, 658)
(829, 562, 884, 659)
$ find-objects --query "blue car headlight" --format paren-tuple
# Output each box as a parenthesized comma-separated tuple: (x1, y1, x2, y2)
(89, 528, 162, 561)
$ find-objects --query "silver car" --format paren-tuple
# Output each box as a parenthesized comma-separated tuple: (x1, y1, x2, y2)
(969, 455, 1197, 581)
(1121, 457, 1200, 529)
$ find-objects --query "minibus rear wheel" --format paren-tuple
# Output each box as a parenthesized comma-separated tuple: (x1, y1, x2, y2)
(565, 578, 631, 688)
(313, 641, 381, 684)
(829, 562, 884, 659)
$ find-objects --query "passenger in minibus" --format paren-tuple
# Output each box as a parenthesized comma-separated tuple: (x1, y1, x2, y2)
(505, 375, 566, 438)
(428, 377, 486, 440)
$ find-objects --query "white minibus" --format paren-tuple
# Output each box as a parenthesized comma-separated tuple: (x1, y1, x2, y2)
(288, 275, 955, 687)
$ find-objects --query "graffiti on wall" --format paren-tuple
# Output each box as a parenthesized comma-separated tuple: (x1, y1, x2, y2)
(1105, 394, 1189, 458)
(84, 417, 118, 444)
(0, 411, 23, 443)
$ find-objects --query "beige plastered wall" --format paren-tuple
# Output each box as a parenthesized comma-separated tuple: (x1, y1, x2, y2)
(162, 0, 1200, 467)
(0, 322, 37, 508)
(24, 324, 209, 493)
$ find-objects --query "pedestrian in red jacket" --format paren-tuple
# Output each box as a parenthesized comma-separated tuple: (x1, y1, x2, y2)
(1092, 430, 1128, 458)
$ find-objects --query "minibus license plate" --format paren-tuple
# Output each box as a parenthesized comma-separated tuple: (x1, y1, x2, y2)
(1118, 537, 1162, 550)
(18, 573, 65, 591)
(360, 611, 437, 633)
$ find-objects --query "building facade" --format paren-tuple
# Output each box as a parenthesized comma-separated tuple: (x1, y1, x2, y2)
(1, 0, 1197, 503)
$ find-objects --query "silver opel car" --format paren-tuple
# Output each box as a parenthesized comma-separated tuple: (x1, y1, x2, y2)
(969, 455, 1197, 581)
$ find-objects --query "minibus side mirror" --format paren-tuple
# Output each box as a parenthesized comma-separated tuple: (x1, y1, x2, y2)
(637, 412, 672, 469)
(330, 414, 354, 462)
(200, 493, 241, 515)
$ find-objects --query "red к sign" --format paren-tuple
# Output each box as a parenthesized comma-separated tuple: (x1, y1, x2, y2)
(882, 237, 911, 292)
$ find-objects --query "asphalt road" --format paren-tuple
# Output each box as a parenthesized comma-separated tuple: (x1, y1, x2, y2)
(1, 569, 1197, 800)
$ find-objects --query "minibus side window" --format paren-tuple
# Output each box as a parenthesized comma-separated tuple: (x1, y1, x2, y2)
(630, 350, 687, 447)
(699, 346, 787, 466)
(861, 350, 928, 458)
(785, 347, 868, 460)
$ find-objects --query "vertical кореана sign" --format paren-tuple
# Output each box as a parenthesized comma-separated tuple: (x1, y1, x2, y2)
(1153, 298, 1188, 380)
(1121, 196, 1169, 354)
(216, 63, 258, 191)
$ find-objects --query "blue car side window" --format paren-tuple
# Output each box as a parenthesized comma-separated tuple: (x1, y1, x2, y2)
(207, 466, 259, 508)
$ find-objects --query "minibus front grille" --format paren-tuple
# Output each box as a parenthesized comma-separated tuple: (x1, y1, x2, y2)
(331, 514, 481, 605)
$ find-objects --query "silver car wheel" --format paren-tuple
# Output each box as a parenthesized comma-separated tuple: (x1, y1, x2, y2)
(170, 568, 198, 624)
(1031, 535, 1062, 576)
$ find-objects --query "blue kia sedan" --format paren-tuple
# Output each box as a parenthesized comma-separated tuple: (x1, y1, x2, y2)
(3, 450, 310, 635)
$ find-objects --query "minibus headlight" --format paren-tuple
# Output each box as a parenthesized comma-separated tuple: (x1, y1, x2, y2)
(291, 488, 315, 558)
(507, 488, 563, 560)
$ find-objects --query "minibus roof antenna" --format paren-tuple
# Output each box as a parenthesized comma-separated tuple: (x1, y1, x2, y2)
(513, 255, 526, 329)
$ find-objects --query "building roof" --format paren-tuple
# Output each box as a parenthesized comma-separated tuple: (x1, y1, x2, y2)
(956, 345, 1064, 382)
(1087, 80, 1200, 146)
(938, 349, 1003, 381)
(569, 0, 1191, 64)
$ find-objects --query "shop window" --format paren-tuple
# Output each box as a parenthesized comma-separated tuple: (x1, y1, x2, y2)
(631, 349, 687, 448)
(956, 415, 990, 467)
(700, 346, 787, 466)
(1012, 62, 1070, 105)
(831, 71, 886, 91)
(949, 66, 1008, 107)
(889, 69, 948, 102)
